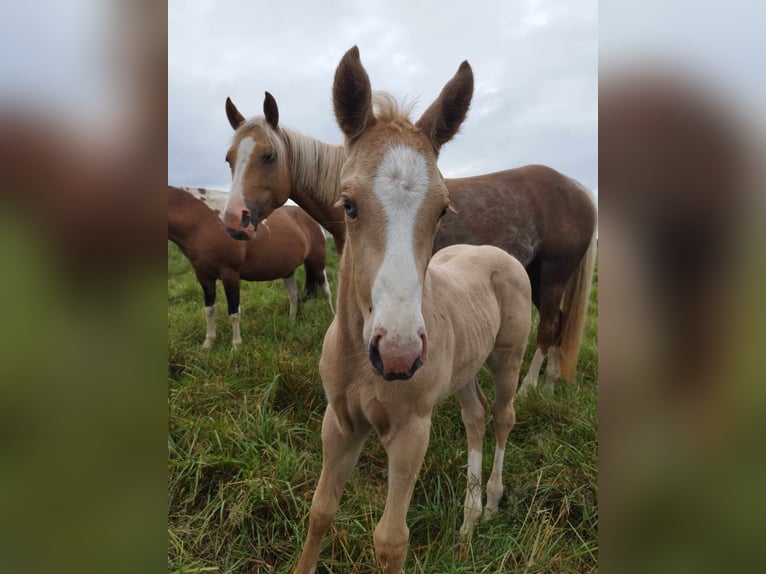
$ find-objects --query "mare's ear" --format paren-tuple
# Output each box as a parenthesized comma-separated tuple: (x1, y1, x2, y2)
(333, 45, 376, 141)
(263, 91, 279, 129)
(415, 61, 474, 155)
(225, 97, 246, 130)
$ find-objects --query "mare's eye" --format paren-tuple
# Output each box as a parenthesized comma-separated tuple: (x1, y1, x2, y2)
(438, 206, 448, 220)
(261, 151, 275, 164)
(342, 198, 358, 219)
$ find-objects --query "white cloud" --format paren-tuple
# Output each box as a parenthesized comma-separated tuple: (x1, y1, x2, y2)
(169, 0, 598, 193)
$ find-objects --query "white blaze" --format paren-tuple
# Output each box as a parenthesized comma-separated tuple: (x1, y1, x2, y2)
(226, 136, 256, 212)
(367, 145, 429, 345)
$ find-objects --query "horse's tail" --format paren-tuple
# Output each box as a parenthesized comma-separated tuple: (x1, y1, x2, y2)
(559, 230, 597, 381)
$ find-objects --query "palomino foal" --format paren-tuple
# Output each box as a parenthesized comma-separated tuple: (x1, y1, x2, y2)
(294, 47, 532, 574)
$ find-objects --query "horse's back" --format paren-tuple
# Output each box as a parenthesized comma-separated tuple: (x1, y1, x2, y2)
(439, 165, 596, 265)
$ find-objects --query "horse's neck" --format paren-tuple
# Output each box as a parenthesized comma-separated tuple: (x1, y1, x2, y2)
(283, 130, 346, 244)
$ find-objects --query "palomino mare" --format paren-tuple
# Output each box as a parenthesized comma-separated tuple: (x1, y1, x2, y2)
(168, 186, 333, 347)
(293, 46, 531, 574)
(221, 97, 595, 396)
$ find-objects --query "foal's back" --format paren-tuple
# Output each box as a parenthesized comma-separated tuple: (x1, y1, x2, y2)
(423, 244, 531, 396)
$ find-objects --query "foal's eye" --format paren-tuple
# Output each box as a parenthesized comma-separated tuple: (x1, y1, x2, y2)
(342, 198, 358, 219)
(261, 151, 275, 164)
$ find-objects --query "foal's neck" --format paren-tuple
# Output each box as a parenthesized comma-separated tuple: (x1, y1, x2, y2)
(333, 247, 365, 348)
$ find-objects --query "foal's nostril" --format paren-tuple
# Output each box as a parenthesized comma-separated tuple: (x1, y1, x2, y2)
(241, 210, 252, 228)
(368, 340, 384, 374)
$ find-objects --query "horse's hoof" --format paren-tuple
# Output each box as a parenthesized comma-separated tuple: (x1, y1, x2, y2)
(232, 340, 242, 348)
(202, 339, 214, 349)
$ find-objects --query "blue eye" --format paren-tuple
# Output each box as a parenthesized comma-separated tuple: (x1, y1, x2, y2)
(343, 199, 357, 219)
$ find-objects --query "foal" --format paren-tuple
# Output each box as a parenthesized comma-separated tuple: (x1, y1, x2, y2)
(168, 186, 333, 347)
(294, 47, 531, 573)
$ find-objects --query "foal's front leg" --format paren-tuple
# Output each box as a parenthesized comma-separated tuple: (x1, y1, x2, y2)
(374, 416, 432, 573)
(294, 405, 370, 574)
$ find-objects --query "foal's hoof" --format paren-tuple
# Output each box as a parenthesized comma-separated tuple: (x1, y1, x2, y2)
(202, 338, 215, 349)
(231, 340, 242, 349)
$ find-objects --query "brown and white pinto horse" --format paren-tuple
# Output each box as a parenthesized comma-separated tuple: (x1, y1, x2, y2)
(221, 90, 595, 395)
(168, 186, 333, 348)
(293, 47, 531, 574)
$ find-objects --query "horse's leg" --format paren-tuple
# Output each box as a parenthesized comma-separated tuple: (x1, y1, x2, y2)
(530, 261, 569, 393)
(545, 345, 562, 384)
(221, 271, 242, 347)
(518, 347, 545, 398)
(456, 378, 487, 538)
(283, 275, 298, 320)
(294, 405, 370, 574)
(321, 270, 335, 315)
(198, 274, 217, 348)
(374, 416, 431, 573)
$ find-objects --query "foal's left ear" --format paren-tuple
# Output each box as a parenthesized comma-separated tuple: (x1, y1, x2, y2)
(333, 45, 376, 142)
(415, 61, 474, 154)
(263, 91, 279, 129)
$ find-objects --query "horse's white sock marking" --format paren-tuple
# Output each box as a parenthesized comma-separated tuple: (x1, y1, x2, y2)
(519, 347, 545, 397)
(368, 145, 429, 345)
(203, 304, 216, 348)
(322, 270, 334, 315)
(460, 448, 483, 537)
(230, 307, 241, 347)
(283, 276, 298, 320)
(485, 445, 506, 512)
(546, 345, 561, 382)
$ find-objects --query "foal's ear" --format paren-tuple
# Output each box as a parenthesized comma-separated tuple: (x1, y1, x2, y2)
(333, 45, 376, 141)
(225, 97, 246, 130)
(263, 91, 279, 129)
(415, 61, 474, 154)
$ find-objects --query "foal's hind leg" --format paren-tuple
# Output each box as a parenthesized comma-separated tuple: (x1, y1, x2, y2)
(283, 275, 298, 320)
(456, 378, 488, 538)
(485, 348, 524, 515)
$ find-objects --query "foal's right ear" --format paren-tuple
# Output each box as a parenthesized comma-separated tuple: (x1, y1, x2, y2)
(333, 45, 376, 142)
(225, 97, 246, 130)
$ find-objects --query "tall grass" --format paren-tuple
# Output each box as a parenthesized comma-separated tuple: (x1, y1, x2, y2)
(168, 241, 598, 573)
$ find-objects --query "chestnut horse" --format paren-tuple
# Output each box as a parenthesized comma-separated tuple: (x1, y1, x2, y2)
(221, 93, 595, 395)
(293, 47, 531, 573)
(168, 186, 333, 347)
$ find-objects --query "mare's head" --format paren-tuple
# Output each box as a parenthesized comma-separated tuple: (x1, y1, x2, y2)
(333, 46, 473, 381)
(222, 93, 290, 240)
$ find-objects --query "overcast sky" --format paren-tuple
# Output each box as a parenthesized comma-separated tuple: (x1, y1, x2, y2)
(168, 0, 598, 197)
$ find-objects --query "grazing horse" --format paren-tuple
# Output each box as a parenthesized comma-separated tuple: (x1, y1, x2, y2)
(293, 47, 532, 574)
(167, 186, 333, 347)
(221, 95, 595, 395)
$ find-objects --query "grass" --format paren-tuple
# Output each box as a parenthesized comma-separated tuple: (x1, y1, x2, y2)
(168, 241, 598, 573)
